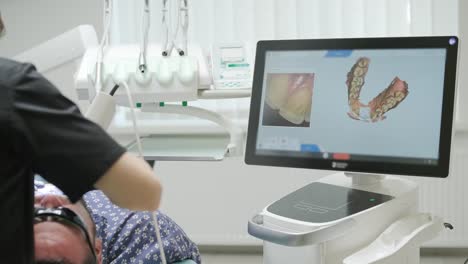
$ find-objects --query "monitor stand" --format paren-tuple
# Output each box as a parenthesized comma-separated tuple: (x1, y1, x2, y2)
(345, 172, 386, 185)
(248, 172, 446, 264)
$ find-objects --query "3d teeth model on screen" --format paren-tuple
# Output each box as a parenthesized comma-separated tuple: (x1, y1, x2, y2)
(346, 57, 409, 122)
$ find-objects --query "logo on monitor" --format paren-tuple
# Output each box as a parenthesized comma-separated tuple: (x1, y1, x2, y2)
(332, 162, 348, 169)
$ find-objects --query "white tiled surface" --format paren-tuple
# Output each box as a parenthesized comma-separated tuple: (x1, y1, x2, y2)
(200, 254, 468, 264)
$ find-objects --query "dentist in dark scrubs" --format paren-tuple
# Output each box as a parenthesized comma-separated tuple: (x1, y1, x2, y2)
(0, 11, 163, 263)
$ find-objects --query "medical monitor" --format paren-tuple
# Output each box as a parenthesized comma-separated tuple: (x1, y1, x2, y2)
(245, 36, 459, 178)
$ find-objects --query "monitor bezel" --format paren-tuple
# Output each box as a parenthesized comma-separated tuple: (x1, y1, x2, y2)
(245, 36, 459, 178)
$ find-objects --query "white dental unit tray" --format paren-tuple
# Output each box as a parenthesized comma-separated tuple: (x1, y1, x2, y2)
(126, 134, 229, 161)
(74, 44, 211, 105)
(245, 36, 459, 264)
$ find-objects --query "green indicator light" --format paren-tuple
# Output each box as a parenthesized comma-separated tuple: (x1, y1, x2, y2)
(369, 198, 376, 202)
(159, 102, 165, 107)
(227, 63, 249, 68)
(136, 103, 142, 108)
(182, 101, 188, 107)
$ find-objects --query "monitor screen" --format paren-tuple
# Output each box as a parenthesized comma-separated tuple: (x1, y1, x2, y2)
(245, 36, 459, 178)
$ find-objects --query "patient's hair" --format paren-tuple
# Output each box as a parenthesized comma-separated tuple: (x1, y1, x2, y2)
(36, 253, 96, 264)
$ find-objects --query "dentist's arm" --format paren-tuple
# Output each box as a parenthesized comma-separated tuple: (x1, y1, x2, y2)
(9, 61, 162, 211)
(94, 152, 162, 211)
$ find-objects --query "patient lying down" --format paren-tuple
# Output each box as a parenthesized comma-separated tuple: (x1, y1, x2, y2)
(34, 178, 201, 264)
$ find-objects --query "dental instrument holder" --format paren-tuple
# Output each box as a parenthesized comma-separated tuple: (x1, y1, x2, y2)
(74, 0, 246, 161)
(76, 45, 202, 105)
(75, 44, 246, 161)
(248, 173, 445, 264)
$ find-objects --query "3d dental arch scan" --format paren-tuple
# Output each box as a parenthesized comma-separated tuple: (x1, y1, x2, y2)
(0, 0, 462, 264)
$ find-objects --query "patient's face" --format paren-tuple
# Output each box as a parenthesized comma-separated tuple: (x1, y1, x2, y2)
(34, 195, 101, 264)
(34, 219, 93, 263)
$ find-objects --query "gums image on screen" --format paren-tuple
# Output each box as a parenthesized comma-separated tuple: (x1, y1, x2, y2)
(346, 57, 409, 122)
(263, 73, 315, 127)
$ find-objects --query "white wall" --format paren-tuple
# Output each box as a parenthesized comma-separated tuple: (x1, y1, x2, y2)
(458, 0, 468, 129)
(0, 0, 102, 57)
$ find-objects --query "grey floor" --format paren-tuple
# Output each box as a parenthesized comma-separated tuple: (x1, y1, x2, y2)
(201, 254, 467, 264)
(200, 250, 468, 264)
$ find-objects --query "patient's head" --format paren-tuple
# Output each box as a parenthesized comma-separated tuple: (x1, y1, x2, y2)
(34, 195, 102, 264)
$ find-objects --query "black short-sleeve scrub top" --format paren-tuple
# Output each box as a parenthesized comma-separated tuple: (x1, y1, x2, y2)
(0, 58, 126, 263)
